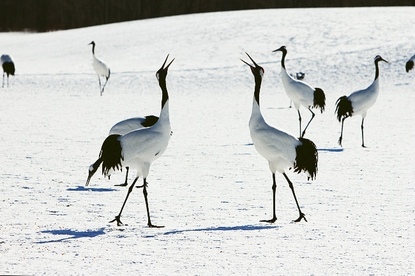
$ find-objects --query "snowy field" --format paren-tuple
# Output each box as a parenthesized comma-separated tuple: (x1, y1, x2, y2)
(1, 7, 414, 275)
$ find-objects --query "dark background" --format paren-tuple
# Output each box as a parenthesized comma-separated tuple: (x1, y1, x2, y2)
(1, 0, 414, 32)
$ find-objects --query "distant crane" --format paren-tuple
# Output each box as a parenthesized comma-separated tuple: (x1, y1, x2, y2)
(273, 46, 325, 138)
(335, 55, 388, 147)
(405, 54, 415, 72)
(88, 41, 110, 96)
(1, 54, 15, 88)
(86, 115, 159, 187)
(242, 52, 318, 223)
(87, 55, 174, 227)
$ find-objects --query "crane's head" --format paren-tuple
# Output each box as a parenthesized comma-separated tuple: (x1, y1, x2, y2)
(156, 54, 175, 81)
(241, 52, 264, 78)
(272, 45, 287, 54)
(88, 41, 95, 46)
(375, 55, 388, 64)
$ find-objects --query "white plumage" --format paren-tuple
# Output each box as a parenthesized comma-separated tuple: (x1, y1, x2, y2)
(86, 115, 159, 187)
(405, 54, 415, 73)
(88, 41, 110, 96)
(1, 54, 15, 88)
(335, 55, 388, 147)
(242, 53, 318, 223)
(90, 55, 174, 227)
(273, 46, 326, 138)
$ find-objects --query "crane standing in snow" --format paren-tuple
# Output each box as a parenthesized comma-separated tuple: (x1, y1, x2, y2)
(88, 41, 110, 96)
(273, 46, 325, 138)
(405, 54, 415, 73)
(89, 55, 174, 227)
(335, 55, 388, 147)
(86, 115, 159, 187)
(242, 53, 318, 223)
(1, 54, 15, 88)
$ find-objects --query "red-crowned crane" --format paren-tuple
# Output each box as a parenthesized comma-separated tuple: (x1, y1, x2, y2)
(335, 55, 388, 147)
(88, 41, 110, 96)
(1, 54, 15, 88)
(273, 46, 325, 138)
(242, 53, 318, 223)
(89, 55, 174, 227)
(406, 54, 415, 72)
(86, 115, 159, 187)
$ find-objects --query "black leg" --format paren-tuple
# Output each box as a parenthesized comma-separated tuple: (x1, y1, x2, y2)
(101, 76, 109, 95)
(260, 173, 277, 223)
(297, 110, 302, 137)
(361, 118, 366, 148)
(142, 178, 164, 228)
(109, 177, 139, 226)
(283, 173, 307, 222)
(338, 117, 347, 146)
(115, 167, 129, 187)
(97, 76, 102, 94)
(301, 107, 315, 138)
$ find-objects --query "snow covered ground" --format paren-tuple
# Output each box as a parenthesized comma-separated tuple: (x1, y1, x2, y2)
(0, 7, 414, 275)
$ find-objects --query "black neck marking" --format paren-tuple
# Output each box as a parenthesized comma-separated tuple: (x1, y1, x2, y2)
(280, 48, 287, 69)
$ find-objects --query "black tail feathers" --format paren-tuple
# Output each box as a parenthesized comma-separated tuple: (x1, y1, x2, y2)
(335, 96, 353, 122)
(100, 134, 123, 177)
(294, 137, 318, 180)
(3, 62, 15, 76)
(406, 60, 414, 73)
(313, 88, 326, 113)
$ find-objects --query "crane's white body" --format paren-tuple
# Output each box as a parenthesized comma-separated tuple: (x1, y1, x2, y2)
(347, 79, 379, 118)
(250, 99, 300, 174)
(109, 116, 158, 136)
(110, 106, 170, 179)
(281, 68, 314, 110)
(92, 55, 110, 78)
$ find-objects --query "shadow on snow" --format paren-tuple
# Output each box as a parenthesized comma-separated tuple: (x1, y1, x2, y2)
(317, 148, 344, 152)
(36, 228, 106, 244)
(67, 185, 117, 192)
(146, 224, 280, 237)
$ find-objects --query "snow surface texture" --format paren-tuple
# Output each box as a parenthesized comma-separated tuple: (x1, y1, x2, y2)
(1, 7, 414, 275)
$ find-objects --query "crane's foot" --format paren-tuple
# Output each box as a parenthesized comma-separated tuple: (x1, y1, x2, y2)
(148, 222, 164, 228)
(260, 217, 277, 223)
(114, 183, 128, 187)
(293, 213, 307, 222)
(109, 215, 124, 226)
(338, 137, 343, 146)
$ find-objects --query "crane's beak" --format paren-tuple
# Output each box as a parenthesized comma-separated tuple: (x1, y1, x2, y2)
(161, 54, 175, 71)
(272, 46, 285, 53)
(241, 52, 261, 70)
(85, 159, 101, 186)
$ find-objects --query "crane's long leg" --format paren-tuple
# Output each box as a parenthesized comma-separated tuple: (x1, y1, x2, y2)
(283, 173, 307, 222)
(338, 117, 347, 146)
(2, 73, 5, 88)
(101, 76, 109, 95)
(97, 75, 102, 95)
(361, 118, 366, 148)
(260, 173, 277, 223)
(110, 176, 139, 226)
(297, 110, 302, 137)
(301, 107, 315, 138)
(115, 167, 129, 187)
(142, 178, 164, 228)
